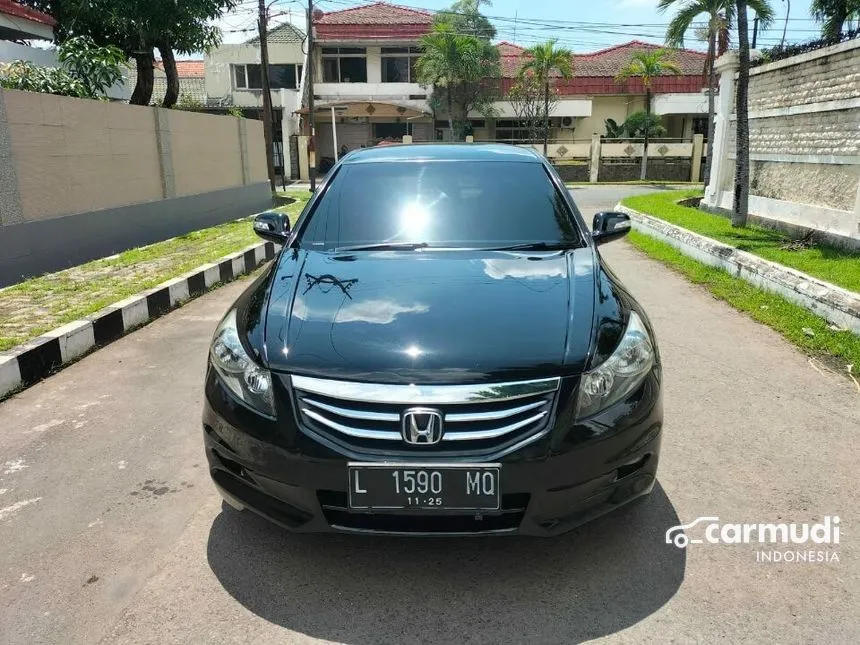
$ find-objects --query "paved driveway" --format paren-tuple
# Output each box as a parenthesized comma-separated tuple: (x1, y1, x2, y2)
(0, 186, 857, 644)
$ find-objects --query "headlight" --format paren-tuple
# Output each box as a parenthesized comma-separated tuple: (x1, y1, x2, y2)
(575, 311, 655, 419)
(210, 310, 275, 417)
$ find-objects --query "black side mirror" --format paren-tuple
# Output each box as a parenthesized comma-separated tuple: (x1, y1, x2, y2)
(592, 211, 631, 246)
(253, 210, 291, 244)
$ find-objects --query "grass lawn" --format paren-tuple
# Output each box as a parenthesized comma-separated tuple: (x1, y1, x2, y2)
(628, 229, 860, 374)
(622, 190, 860, 293)
(0, 190, 310, 352)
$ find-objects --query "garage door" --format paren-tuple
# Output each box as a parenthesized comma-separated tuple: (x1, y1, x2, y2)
(317, 123, 371, 160)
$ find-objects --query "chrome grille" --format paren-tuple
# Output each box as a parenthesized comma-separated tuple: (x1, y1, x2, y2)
(291, 375, 559, 453)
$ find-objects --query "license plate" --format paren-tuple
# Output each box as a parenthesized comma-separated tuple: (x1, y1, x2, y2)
(348, 463, 500, 511)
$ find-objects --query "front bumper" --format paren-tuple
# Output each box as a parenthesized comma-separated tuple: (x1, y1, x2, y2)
(202, 368, 662, 537)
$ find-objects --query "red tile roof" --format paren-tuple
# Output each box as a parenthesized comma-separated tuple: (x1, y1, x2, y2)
(315, 1, 432, 40)
(153, 60, 205, 78)
(499, 40, 706, 94)
(0, 0, 56, 27)
(574, 40, 706, 76)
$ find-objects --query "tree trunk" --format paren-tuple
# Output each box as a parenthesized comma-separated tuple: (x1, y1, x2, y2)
(825, 3, 848, 42)
(703, 30, 717, 185)
(447, 89, 454, 141)
(640, 88, 651, 181)
(543, 79, 549, 157)
(733, 0, 751, 227)
(159, 43, 179, 108)
(129, 51, 154, 106)
(781, 0, 790, 47)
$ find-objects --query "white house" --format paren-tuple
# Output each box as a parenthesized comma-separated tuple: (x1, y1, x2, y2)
(0, 0, 55, 65)
(205, 21, 307, 178)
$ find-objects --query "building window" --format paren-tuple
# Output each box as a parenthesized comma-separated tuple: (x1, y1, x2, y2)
(495, 119, 531, 142)
(381, 46, 421, 83)
(321, 47, 367, 83)
(233, 64, 303, 90)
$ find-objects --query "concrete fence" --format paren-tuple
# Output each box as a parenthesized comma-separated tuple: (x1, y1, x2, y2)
(702, 40, 860, 249)
(0, 89, 272, 286)
(400, 133, 706, 184)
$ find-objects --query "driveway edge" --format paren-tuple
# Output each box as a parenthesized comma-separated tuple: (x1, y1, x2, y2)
(0, 241, 276, 400)
(616, 203, 860, 335)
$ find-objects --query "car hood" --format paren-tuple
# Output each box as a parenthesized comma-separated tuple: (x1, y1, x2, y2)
(263, 248, 598, 384)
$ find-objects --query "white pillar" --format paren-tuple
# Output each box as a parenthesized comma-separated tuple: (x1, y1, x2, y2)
(589, 133, 601, 183)
(703, 52, 739, 209)
(691, 133, 704, 183)
(331, 105, 339, 162)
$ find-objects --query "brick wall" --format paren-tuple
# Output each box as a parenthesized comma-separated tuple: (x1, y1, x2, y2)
(704, 40, 860, 247)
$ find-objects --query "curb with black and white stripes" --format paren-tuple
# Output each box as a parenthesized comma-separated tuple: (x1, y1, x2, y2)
(0, 241, 276, 400)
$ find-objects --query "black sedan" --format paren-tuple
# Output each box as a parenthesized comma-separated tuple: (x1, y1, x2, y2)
(203, 144, 662, 536)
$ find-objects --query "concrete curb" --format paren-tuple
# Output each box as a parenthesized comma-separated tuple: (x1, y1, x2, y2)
(616, 203, 860, 335)
(0, 240, 277, 400)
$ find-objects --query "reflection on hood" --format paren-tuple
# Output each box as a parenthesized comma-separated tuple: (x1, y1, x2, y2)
(482, 258, 567, 280)
(292, 296, 429, 325)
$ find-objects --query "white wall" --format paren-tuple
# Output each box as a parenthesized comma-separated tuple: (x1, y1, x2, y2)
(0, 41, 56, 66)
(205, 42, 304, 108)
(703, 42, 860, 244)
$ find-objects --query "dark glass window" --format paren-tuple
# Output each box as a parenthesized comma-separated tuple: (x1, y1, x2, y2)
(234, 65, 247, 88)
(247, 64, 262, 90)
(268, 64, 299, 89)
(300, 161, 581, 250)
(338, 57, 366, 83)
(322, 58, 338, 83)
(382, 57, 409, 82)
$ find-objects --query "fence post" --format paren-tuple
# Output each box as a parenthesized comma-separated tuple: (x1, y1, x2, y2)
(297, 134, 309, 181)
(704, 52, 739, 208)
(237, 117, 251, 186)
(691, 133, 704, 183)
(153, 107, 176, 199)
(0, 88, 24, 226)
(589, 133, 601, 183)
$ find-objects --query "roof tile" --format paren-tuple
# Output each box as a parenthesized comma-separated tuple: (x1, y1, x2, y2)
(0, 0, 56, 27)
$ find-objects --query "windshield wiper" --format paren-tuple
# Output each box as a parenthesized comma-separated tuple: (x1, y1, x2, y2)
(485, 242, 580, 252)
(334, 242, 431, 252)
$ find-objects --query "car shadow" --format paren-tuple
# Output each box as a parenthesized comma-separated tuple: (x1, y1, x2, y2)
(207, 483, 685, 644)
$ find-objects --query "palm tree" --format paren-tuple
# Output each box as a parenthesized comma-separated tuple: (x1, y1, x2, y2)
(416, 21, 499, 140)
(519, 40, 573, 157)
(781, 0, 791, 47)
(811, 0, 860, 42)
(416, 22, 478, 140)
(734, 0, 751, 227)
(658, 0, 773, 185)
(615, 49, 682, 180)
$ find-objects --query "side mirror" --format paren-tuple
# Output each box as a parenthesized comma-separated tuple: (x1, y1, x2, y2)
(253, 210, 291, 244)
(592, 211, 631, 246)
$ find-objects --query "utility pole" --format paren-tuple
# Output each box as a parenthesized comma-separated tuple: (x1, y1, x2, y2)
(307, 0, 317, 191)
(258, 0, 276, 191)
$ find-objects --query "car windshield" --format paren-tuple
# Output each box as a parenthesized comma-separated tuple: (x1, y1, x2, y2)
(297, 160, 584, 251)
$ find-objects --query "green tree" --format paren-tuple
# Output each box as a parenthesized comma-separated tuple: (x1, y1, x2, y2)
(0, 36, 124, 99)
(658, 0, 773, 184)
(622, 111, 668, 138)
(811, 0, 860, 42)
(519, 40, 573, 157)
(19, 0, 235, 107)
(615, 49, 682, 180)
(437, 0, 496, 39)
(415, 20, 500, 140)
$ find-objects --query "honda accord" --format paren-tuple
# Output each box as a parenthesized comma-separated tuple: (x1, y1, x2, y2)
(203, 144, 662, 536)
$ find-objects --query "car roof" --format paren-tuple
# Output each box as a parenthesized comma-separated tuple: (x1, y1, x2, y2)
(341, 143, 544, 164)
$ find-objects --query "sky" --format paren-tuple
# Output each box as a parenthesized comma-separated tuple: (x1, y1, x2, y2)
(217, 0, 825, 52)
